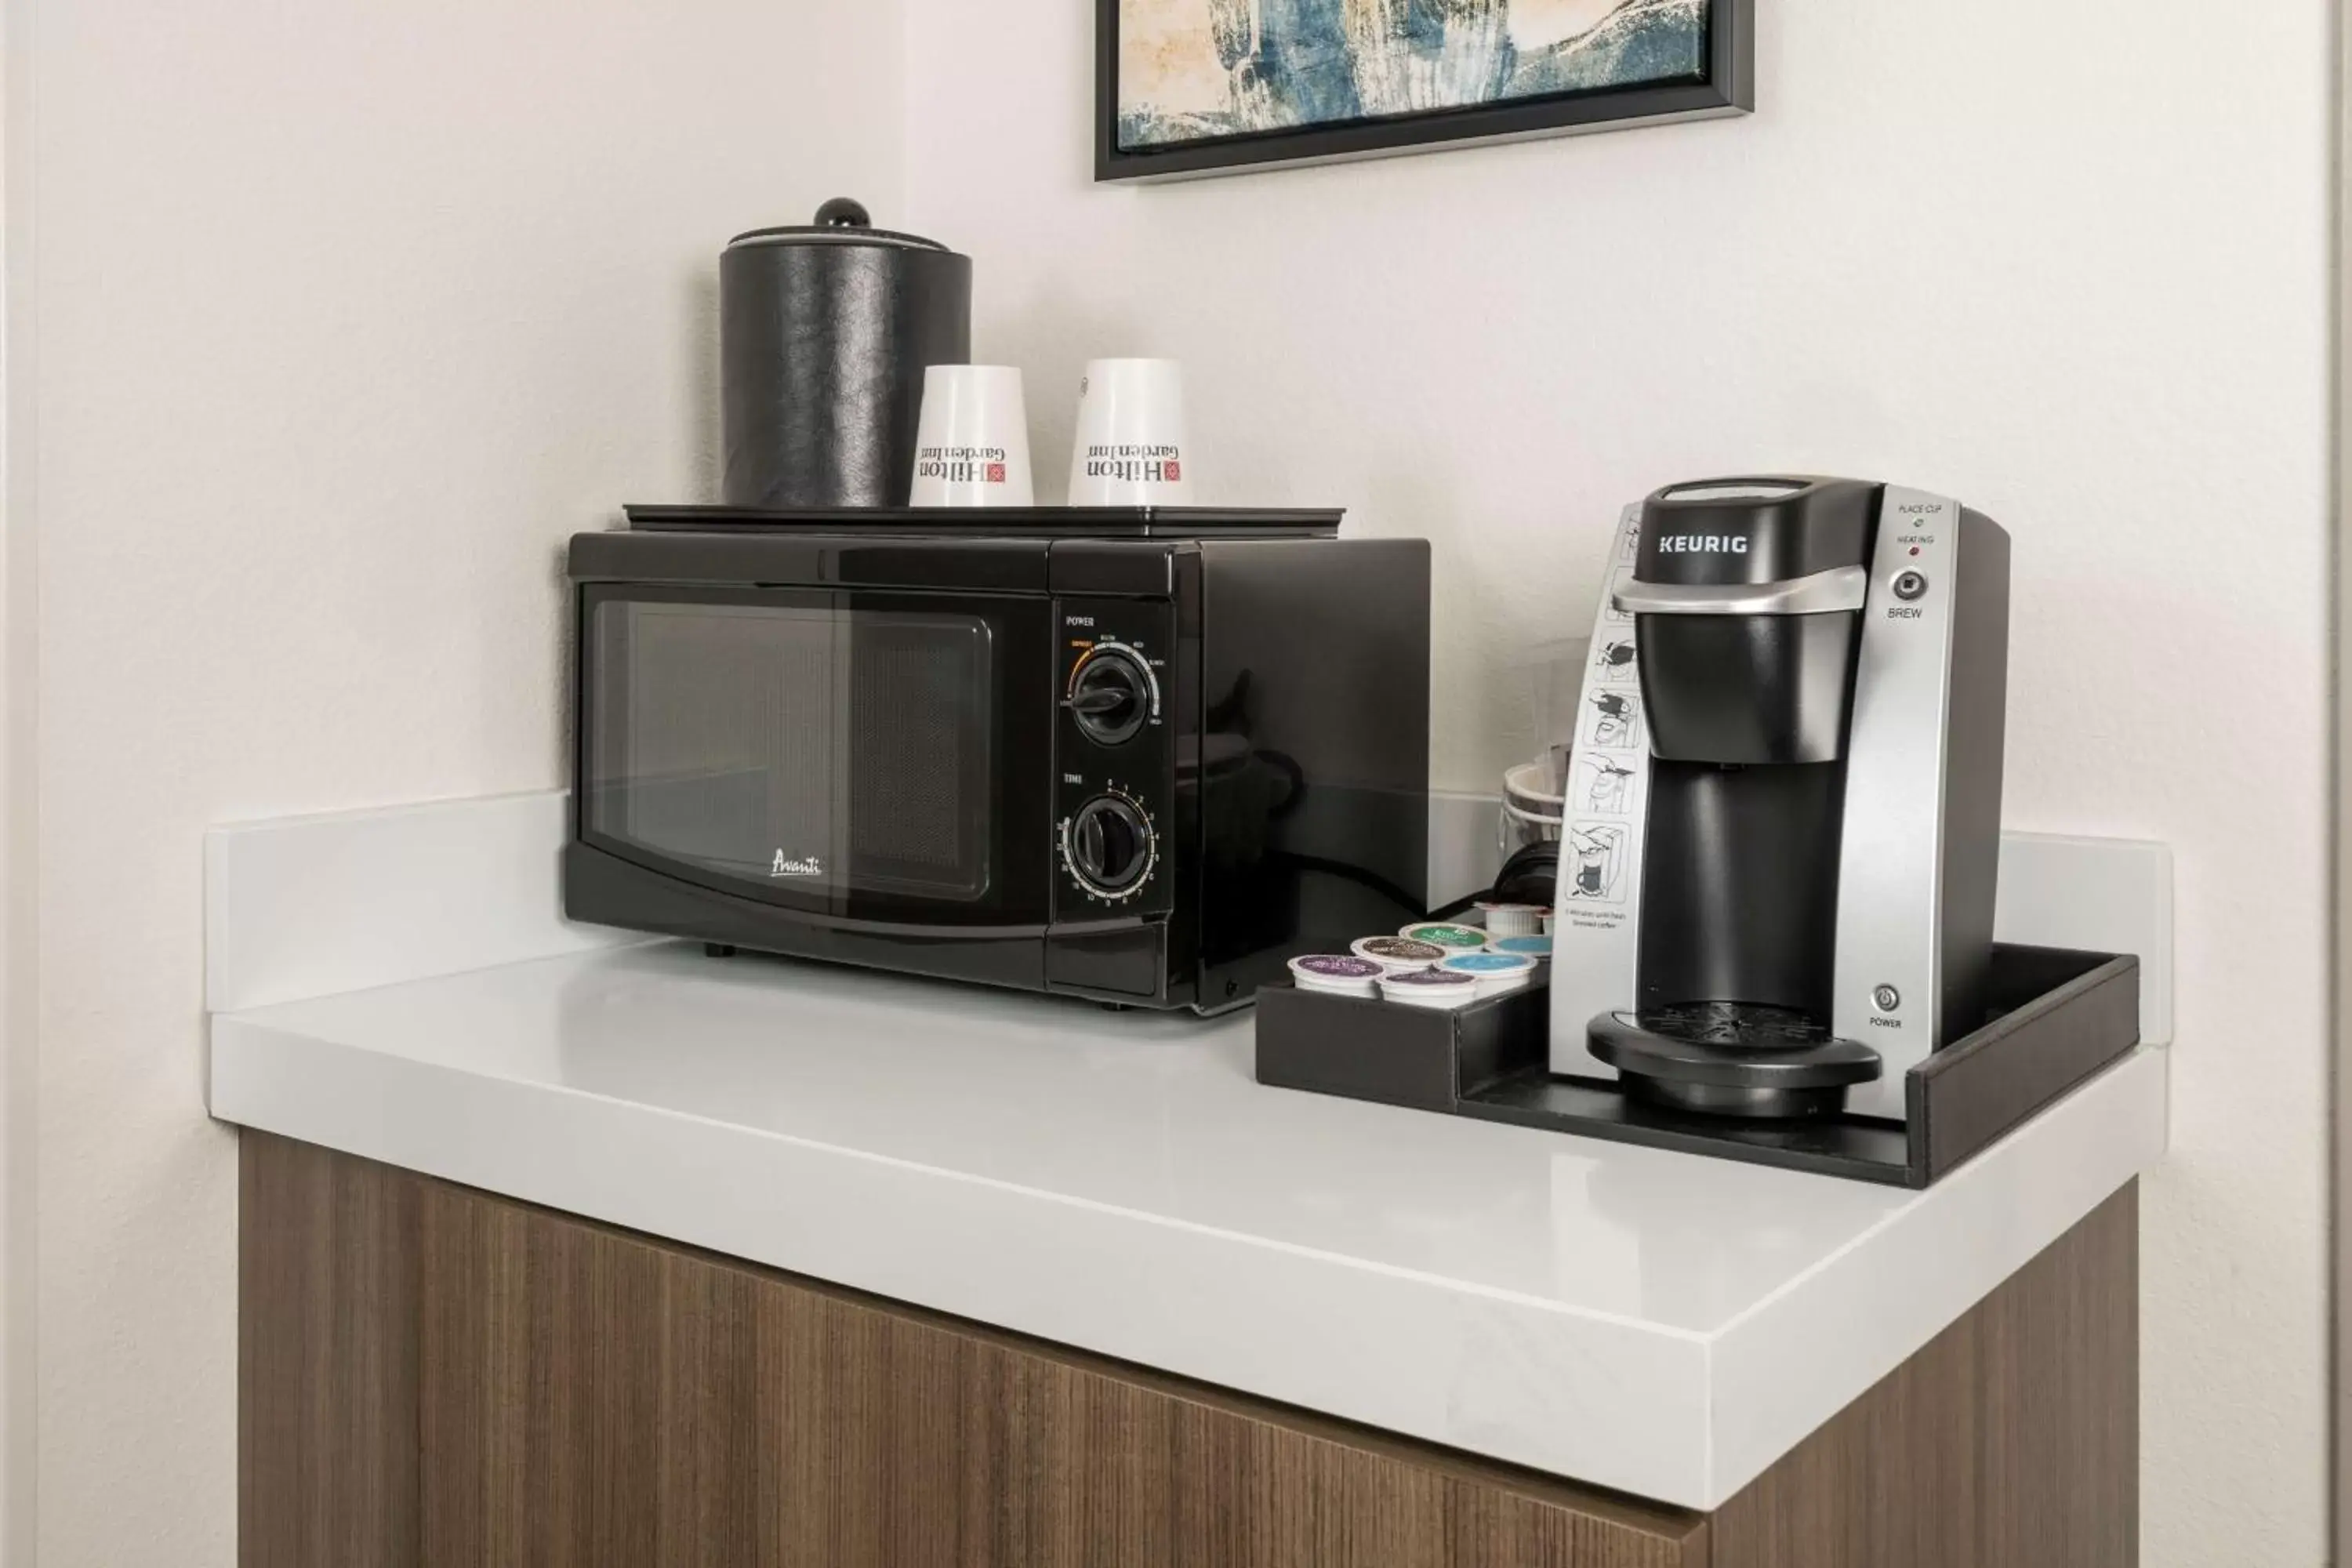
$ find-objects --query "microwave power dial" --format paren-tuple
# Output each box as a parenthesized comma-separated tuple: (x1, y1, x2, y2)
(1062, 793, 1157, 900)
(1067, 644, 1159, 747)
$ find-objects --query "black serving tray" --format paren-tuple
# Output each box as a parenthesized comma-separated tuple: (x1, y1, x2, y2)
(1255, 945, 2142, 1188)
(625, 504, 1345, 539)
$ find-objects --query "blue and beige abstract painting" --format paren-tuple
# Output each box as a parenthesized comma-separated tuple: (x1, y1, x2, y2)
(1117, 0, 1708, 149)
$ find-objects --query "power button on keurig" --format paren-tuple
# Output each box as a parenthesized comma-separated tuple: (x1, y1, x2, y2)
(1893, 572, 1929, 602)
(1873, 985, 1902, 1013)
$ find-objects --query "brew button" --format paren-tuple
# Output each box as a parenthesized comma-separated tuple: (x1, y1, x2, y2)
(1873, 985, 1902, 1013)
(1893, 572, 1929, 602)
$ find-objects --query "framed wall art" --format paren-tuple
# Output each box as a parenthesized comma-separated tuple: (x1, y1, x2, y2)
(1097, 0, 1753, 182)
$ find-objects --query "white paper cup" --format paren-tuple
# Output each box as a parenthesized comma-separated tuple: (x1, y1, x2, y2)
(911, 365, 1034, 507)
(1067, 358, 1193, 506)
(1503, 760, 1566, 818)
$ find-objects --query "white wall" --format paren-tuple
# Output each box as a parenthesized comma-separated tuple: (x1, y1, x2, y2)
(12, 0, 904, 1559)
(906, 2, 2333, 1562)
(0, 23, 32, 1564)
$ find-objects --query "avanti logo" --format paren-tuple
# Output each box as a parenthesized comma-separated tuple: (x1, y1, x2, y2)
(769, 851, 825, 879)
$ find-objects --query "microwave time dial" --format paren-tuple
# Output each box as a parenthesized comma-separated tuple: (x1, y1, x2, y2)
(1060, 789, 1159, 902)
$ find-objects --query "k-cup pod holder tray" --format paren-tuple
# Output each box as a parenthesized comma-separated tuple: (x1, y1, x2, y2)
(1254, 945, 2141, 1189)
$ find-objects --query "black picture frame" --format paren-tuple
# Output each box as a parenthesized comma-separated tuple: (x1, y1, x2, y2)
(1095, 0, 1754, 183)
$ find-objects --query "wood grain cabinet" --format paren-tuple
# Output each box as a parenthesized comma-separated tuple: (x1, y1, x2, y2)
(241, 1132, 2136, 1567)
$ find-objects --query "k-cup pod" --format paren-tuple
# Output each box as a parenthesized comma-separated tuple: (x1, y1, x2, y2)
(1289, 954, 1384, 998)
(1398, 923, 1489, 956)
(1485, 935, 1553, 964)
(1067, 358, 1193, 506)
(910, 365, 1035, 506)
(1476, 902, 1546, 938)
(1380, 968, 1481, 1010)
(1439, 951, 1537, 997)
(1542, 909, 1557, 935)
(1351, 935, 1448, 974)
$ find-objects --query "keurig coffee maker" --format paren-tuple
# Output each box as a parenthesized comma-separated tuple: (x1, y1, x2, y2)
(1550, 477, 2012, 1121)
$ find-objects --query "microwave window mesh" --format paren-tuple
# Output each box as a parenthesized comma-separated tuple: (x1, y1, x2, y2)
(587, 599, 993, 902)
(850, 633, 975, 873)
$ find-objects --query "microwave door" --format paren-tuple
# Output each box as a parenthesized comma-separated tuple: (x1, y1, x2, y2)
(578, 585, 1054, 932)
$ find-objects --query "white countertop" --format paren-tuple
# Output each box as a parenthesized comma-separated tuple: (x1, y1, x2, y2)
(209, 938, 2168, 1510)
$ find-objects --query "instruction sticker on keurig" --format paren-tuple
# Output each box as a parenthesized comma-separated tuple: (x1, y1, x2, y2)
(1549, 503, 1657, 1078)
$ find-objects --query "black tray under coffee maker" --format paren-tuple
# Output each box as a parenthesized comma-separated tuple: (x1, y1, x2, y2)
(1256, 945, 2138, 1188)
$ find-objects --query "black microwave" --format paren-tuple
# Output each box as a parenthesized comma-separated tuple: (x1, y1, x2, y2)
(565, 507, 1430, 1012)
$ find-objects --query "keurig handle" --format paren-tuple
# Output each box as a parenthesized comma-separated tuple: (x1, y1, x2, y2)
(1613, 565, 1867, 618)
(814, 198, 872, 229)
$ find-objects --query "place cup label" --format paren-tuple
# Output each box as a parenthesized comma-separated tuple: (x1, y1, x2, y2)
(1085, 444, 1182, 484)
(918, 445, 1011, 485)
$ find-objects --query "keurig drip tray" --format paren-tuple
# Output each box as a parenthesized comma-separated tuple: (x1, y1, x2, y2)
(1254, 945, 2142, 1189)
(1587, 1004, 1886, 1121)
